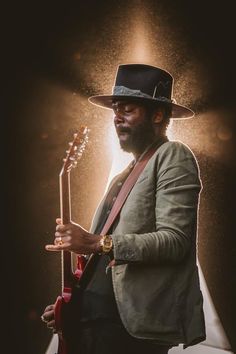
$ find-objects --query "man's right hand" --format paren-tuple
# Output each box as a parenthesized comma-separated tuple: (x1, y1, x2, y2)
(41, 304, 56, 332)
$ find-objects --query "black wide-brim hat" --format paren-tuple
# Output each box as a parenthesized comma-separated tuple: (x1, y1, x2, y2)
(89, 64, 194, 119)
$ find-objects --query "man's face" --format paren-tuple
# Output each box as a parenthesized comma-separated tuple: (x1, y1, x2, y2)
(112, 100, 155, 154)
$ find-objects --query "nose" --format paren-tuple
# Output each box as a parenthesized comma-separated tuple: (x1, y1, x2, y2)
(113, 109, 125, 125)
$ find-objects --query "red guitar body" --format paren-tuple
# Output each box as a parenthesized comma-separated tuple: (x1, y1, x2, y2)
(53, 127, 89, 354)
(55, 293, 71, 354)
(54, 256, 86, 354)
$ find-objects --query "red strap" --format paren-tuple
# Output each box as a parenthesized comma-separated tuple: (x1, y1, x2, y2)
(100, 138, 166, 235)
(77, 139, 166, 280)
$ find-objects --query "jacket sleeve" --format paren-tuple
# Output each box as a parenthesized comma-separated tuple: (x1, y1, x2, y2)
(112, 142, 202, 264)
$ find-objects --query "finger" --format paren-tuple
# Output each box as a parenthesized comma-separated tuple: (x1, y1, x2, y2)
(43, 310, 54, 320)
(55, 234, 71, 242)
(45, 244, 63, 252)
(47, 320, 56, 329)
(41, 315, 47, 323)
(54, 231, 67, 238)
(54, 235, 62, 245)
(45, 242, 71, 252)
(56, 224, 72, 232)
(44, 304, 55, 312)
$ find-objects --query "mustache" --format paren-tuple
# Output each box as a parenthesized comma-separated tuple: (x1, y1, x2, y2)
(116, 126, 131, 134)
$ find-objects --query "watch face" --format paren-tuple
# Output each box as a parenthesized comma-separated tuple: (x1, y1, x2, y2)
(102, 235, 113, 253)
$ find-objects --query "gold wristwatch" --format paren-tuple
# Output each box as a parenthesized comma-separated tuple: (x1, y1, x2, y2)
(99, 234, 113, 254)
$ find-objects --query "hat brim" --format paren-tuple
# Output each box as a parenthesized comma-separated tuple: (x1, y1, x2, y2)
(88, 95, 194, 119)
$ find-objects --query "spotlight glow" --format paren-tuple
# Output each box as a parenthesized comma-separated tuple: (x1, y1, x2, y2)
(107, 122, 173, 185)
(107, 124, 133, 186)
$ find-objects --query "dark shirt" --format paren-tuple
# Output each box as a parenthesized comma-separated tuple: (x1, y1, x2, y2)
(80, 161, 135, 323)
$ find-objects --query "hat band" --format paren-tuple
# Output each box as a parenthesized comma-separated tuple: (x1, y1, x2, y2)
(113, 86, 174, 103)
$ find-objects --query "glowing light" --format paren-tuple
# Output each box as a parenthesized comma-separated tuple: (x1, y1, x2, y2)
(119, 4, 157, 66)
(127, 16, 152, 63)
(216, 125, 232, 141)
(107, 124, 133, 186)
(107, 120, 174, 186)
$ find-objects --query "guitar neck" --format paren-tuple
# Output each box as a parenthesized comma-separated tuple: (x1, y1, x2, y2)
(59, 172, 75, 291)
(58, 126, 89, 293)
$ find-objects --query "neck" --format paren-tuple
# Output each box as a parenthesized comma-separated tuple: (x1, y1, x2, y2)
(132, 134, 166, 161)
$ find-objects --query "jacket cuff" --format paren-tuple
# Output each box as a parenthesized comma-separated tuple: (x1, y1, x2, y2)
(111, 234, 140, 263)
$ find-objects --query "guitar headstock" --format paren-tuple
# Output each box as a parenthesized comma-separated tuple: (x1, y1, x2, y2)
(61, 126, 89, 174)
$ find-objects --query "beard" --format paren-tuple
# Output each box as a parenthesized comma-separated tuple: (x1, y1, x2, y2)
(117, 118, 156, 154)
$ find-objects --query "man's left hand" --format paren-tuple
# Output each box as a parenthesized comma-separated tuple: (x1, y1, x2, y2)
(45, 218, 102, 255)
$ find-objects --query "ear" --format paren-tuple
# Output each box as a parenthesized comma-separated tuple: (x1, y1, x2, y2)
(152, 110, 164, 124)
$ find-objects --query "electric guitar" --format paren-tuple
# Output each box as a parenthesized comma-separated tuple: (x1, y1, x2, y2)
(54, 126, 89, 354)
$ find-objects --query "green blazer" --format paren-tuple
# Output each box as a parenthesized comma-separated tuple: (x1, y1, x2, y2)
(90, 140, 206, 347)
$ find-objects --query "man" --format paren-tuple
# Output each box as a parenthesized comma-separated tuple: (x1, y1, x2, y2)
(42, 64, 206, 354)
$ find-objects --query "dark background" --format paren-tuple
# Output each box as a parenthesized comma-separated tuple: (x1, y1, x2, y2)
(2, 1, 236, 353)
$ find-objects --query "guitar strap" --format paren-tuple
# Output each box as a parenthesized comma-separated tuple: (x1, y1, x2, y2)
(77, 137, 167, 284)
(100, 137, 167, 236)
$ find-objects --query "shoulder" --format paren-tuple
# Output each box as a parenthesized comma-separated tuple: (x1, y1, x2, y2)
(158, 140, 198, 163)
(159, 140, 196, 157)
(156, 140, 200, 176)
